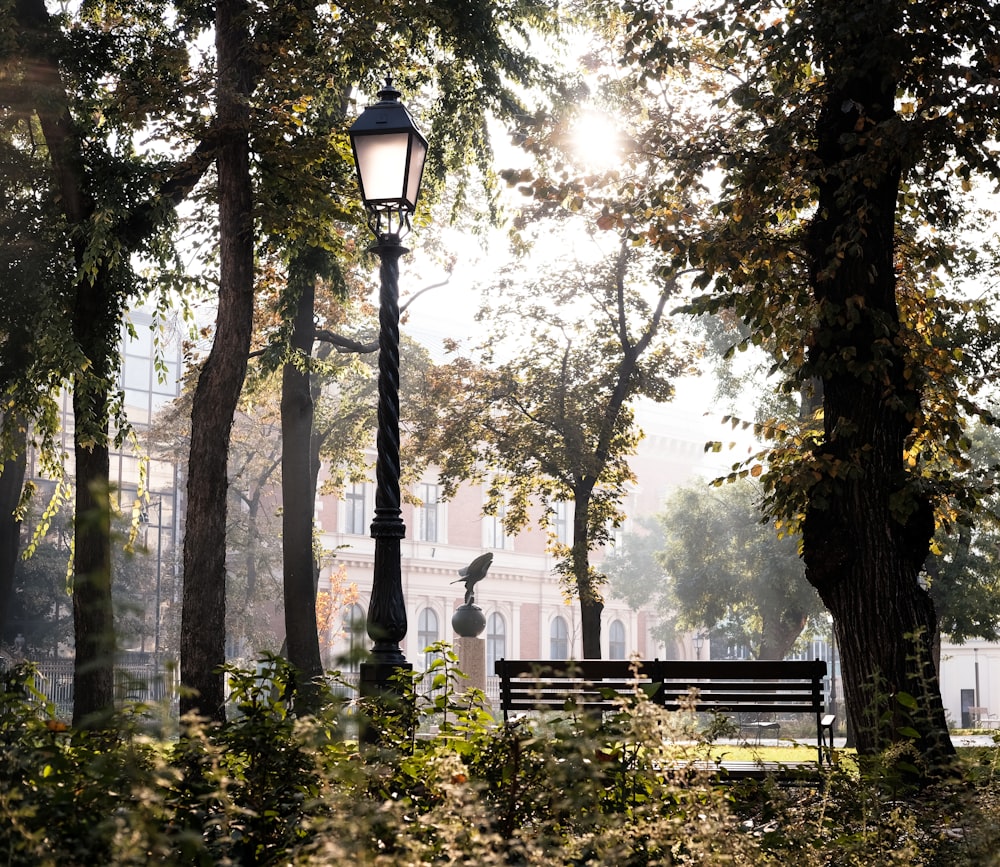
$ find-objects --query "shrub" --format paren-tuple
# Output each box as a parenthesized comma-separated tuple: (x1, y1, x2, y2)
(2, 654, 999, 865)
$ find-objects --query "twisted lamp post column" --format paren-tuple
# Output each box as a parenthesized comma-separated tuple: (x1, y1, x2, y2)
(363, 234, 411, 689)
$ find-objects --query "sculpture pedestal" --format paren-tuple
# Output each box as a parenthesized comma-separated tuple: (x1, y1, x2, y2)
(451, 602, 487, 696)
(454, 635, 486, 695)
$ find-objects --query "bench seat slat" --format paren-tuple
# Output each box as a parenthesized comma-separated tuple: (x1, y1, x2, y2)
(663, 702, 821, 715)
(661, 693, 820, 705)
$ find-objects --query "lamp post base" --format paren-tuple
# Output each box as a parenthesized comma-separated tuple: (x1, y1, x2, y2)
(359, 658, 414, 746)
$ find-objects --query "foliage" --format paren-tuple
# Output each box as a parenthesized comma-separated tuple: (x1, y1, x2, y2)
(603, 514, 681, 648)
(426, 237, 698, 657)
(2, 656, 1000, 865)
(5, 507, 73, 654)
(659, 481, 823, 659)
(607, 482, 826, 659)
(314, 567, 359, 666)
(604, 0, 1000, 761)
(925, 420, 1000, 643)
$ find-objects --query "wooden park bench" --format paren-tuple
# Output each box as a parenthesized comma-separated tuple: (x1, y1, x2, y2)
(494, 657, 836, 779)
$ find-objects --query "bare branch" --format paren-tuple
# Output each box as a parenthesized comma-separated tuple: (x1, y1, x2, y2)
(314, 330, 378, 354)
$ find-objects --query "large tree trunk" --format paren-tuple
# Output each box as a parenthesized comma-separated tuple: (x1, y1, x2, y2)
(802, 34, 953, 765)
(179, 0, 255, 721)
(280, 251, 324, 704)
(0, 422, 27, 637)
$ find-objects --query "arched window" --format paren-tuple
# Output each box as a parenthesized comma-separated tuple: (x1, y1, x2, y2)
(608, 619, 626, 660)
(417, 607, 440, 670)
(550, 616, 569, 660)
(486, 612, 507, 673)
(342, 603, 366, 672)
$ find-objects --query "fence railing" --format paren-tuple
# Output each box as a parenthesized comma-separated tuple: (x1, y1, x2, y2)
(0, 658, 178, 720)
(4, 658, 501, 721)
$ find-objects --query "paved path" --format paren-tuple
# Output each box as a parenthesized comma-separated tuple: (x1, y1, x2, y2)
(732, 734, 998, 749)
(950, 734, 998, 747)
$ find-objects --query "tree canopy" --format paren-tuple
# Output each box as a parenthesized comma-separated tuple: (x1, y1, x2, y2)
(425, 232, 697, 657)
(612, 0, 1000, 764)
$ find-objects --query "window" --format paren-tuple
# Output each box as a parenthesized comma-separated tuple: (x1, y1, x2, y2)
(417, 608, 440, 670)
(552, 500, 573, 546)
(484, 503, 512, 550)
(416, 482, 440, 542)
(342, 603, 367, 672)
(486, 612, 507, 673)
(345, 483, 367, 535)
(609, 620, 626, 660)
(550, 616, 569, 660)
(606, 516, 625, 550)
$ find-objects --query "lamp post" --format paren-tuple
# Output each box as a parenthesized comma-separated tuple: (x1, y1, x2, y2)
(348, 80, 428, 702)
(141, 499, 164, 694)
(693, 632, 705, 661)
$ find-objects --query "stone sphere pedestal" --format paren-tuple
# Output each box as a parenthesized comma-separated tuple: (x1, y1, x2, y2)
(452, 604, 487, 695)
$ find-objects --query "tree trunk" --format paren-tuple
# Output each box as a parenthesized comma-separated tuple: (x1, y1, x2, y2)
(17, 0, 119, 725)
(70, 414, 115, 727)
(572, 494, 603, 658)
(757, 608, 807, 661)
(280, 251, 324, 705)
(802, 41, 953, 765)
(179, 0, 254, 721)
(0, 422, 27, 637)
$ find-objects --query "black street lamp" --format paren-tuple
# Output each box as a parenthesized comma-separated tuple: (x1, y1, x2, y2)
(348, 80, 428, 701)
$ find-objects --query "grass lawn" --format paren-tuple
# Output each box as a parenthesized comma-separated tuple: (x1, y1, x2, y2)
(682, 741, 998, 780)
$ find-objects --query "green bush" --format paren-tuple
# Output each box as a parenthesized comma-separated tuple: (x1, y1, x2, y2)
(2, 655, 999, 865)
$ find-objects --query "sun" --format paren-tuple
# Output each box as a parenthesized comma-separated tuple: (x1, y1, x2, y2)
(569, 109, 623, 171)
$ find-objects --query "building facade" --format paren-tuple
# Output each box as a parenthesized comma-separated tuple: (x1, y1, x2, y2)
(314, 399, 722, 674)
(316, 474, 658, 672)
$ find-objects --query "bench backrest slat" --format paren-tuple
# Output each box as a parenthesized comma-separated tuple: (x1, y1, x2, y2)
(495, 658, 827, 716)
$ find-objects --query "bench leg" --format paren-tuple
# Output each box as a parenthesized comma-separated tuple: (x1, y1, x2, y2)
(819, 719, 835, 764)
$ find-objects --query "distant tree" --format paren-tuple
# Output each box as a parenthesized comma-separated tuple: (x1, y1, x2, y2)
(7, 510, 73, 657)
(602, 515, 680, 653)
(657, 482, 822, 660)
(429, 238, 697, 657)
(605, 485, 825, 660)
(152, 379, 287, 658)
(926, 421, 1000, 645)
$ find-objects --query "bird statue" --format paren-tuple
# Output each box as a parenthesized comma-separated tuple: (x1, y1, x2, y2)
(451, 552, 494, 606)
